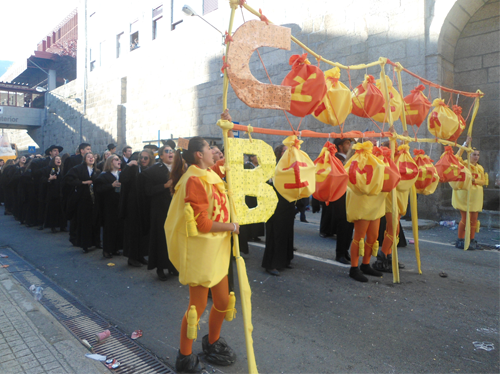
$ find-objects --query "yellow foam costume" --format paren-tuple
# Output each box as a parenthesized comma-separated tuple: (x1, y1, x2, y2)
(452, 162, 488, 212)
(165, 165, 231, 288)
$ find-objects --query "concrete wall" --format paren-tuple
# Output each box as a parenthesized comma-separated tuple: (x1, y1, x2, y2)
(8, 0, 499, 218)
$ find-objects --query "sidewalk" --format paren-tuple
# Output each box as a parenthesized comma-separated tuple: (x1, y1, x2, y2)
(0, 267, 108, 374)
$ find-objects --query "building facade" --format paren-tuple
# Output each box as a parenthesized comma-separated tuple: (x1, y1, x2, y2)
(5, 0, 499, 219)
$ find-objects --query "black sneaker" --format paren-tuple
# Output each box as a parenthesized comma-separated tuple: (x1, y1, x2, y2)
(349, 267, 368, 283)
(456, 239, 465, 249)
(372, 252, 391, 273)
(360, 263, 383, 277)
(387, 254, 405, 269)
(175, 350, 206, 373)
(202, 335, 236, 366)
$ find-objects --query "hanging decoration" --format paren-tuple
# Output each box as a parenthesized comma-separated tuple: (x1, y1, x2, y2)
(312, 67, 352, 126)
(313, 141, 348, 204)
(281, 53, 327, 117)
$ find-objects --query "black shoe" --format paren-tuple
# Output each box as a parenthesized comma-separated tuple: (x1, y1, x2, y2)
(82, 247, 90, 253)
(300, 219, 309, 223)
(60, 228, 67, 232)
(469, 239, 478, 250)
(335, 256, 350, 265)
(266, 268, 280, 276)
(202, 335, 236, 366)
(51, 228, 57, 233)
(169, 268, 179, 276)
(285, 264, 293, 269)
(37, 226, 44, 230)
(319, 233, 328, 238)
(456, 239, 465, 249)
(349, 267, 368, 282)
(345, 253, 351, 261)
(112, 251, 121, 256)
(373, 252, 392, 273)
(139, 257, 148, 265)
(251, 237, 262, 242)
(103, 251, 113, 259)
(175, 350, 206, 373)
(387, 254, 405, 269)
(360, 263, 383, 277)
(157, 269, 169, 281)
(128, 259, 142, 267)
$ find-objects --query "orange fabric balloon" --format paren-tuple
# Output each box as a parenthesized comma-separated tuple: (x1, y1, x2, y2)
(402, 85, 431, 127)
(447, 105, 466, 142)
(373, 146, 401, 192)
(413, 149, 439, 195)
(351, 75, 385, 118)
(435, 146, 466, 183)
(313, 141, 348, 204)
(281, 53, 327, 118)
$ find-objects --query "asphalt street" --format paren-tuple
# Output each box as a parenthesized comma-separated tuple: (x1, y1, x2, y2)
(0, 206, 498, 374)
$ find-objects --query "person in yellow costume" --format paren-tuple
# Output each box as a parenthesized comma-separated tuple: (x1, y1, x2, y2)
(452, 137, 488, 250)
(165, 136, 240, 373)
(346, 142, 386, 283)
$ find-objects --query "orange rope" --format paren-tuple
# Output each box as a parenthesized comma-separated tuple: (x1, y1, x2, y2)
(232, 124, 393, 139)
(386, 59, 482, 98)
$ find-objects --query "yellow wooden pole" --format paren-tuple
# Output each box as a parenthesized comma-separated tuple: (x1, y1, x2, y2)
(395, 63, 421, 273)
(410, 184, 422, 273)
(219, 3, 258, 372)
(378, 59, 400, 283)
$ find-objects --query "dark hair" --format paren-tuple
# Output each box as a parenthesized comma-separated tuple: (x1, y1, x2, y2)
(158, 145, 168, 157)
(164, 139, 176, 150)
(274, 144, 287, 163)
(78, 143, 91, 152)
(122, 146, 132, 155)
(170, 136, 206, 193)
(48, 155, 62, 173)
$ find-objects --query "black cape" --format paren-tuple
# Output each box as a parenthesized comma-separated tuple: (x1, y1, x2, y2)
(142, 163, 176, 272)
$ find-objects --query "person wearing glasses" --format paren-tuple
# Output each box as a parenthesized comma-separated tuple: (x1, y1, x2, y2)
(119, 149, 154, 267)
(142, 145, 178, 280)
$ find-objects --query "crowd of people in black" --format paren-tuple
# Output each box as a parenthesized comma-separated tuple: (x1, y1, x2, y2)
(0, 141, 181, 281)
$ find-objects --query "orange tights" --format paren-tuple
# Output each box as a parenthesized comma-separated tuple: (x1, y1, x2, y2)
(351, 219, 380, 267)
(458, 211, 478, 240)
(179, 276, 229, 356)
(381, 213, 400, 256)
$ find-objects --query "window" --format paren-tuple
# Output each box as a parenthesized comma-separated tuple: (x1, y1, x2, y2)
(203, 0, 218, 15)
(116, 33, 123, 58)
(89, 48, 95, 71)
(130, 20, 139, 51)
(152, 5, 163, 40)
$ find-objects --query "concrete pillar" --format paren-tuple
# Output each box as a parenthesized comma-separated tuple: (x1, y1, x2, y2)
(48, 70, 57, 91)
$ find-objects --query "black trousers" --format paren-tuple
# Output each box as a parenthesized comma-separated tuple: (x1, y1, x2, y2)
(332, 193, 353, 258)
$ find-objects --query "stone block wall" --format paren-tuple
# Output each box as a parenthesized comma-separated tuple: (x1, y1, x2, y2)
(7, 0, 498, 219)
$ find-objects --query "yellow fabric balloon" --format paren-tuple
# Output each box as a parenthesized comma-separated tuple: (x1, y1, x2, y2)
(395, 145, 419, 192)
(448, 156, 472, 191)
(165, 165, 231, 288)
(373, 75, 403, 123)
(427, 98, 459, 139)
(344, 141, 386, 196)
(274, 135, 316, 202)
(452, 162, 487, 212)
(226, 138, 278, 225)
(312, 67, 352, 126)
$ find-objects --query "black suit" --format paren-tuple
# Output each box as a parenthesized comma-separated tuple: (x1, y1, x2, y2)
(64, 164, 100, 249)
(332, 152, 354, 260)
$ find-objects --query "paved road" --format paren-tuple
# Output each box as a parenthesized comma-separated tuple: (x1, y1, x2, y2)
(0, 207, 498, 373)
